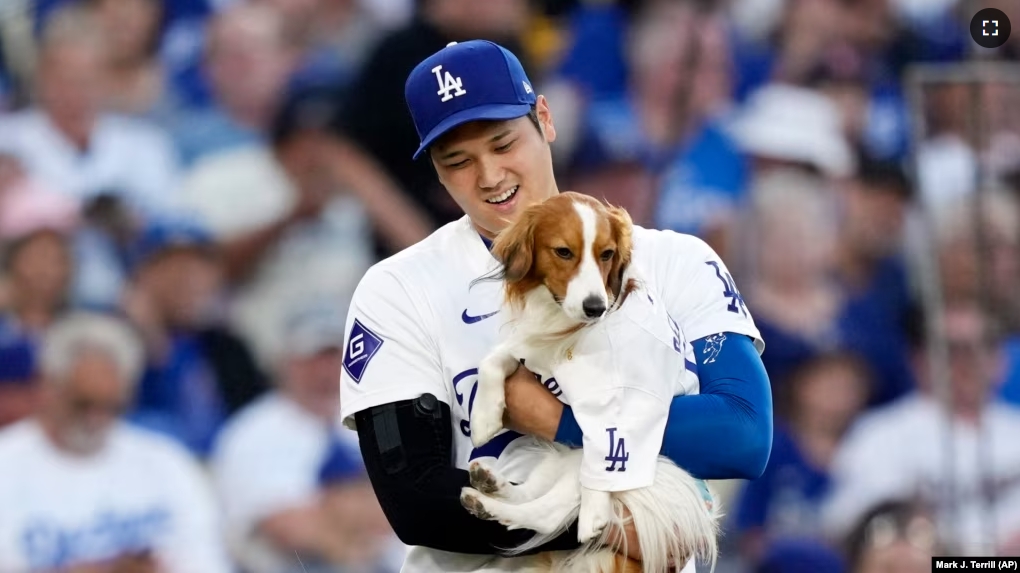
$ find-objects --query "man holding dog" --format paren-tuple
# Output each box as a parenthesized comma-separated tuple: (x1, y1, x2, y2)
(338, 40, 773, 572)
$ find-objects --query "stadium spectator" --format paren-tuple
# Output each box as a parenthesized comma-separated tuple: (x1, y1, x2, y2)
(0, 312, 233, 572)
(821, 301, 1020, 555)
(734, 352, 872, 564)
(0, 191, 77, 340)
(177, 84, 428, 364)
(842, 499, 941, 573)
(255, 0, 385, 92)
(931, 191, 1020, 409)
(729, 82, 855, 182)
(87, 0, 171, 118)
(556, 1, 744, 238)
(0, 4, 181, 220)
(211, 301, 402, 573)
(122, 219, 268, 457)
(834, 156, 917, 407)
(737, 168, 843, 389)
(166, 2, 298, 166)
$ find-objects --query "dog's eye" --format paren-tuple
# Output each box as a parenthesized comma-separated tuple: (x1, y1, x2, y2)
(554, 247, 573, 259)
(600, 249, 615, 261)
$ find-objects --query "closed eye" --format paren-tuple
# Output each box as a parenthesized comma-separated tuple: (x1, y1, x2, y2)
(446, 159, 470, 169)
(554, 247, 573, 259)
(600, 249, 615, 261)
(494, 140, 516, 153)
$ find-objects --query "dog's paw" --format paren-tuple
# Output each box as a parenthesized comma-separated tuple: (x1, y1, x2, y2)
(469, 395, 505, 448)
(577, 512, 609, 544)
(577, 490, 613, 544)
(460, 488, 496, 521)
(469, 460, 509, 496)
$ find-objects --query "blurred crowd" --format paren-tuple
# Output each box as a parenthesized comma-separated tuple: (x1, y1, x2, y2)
(2, 0, 1020, 571)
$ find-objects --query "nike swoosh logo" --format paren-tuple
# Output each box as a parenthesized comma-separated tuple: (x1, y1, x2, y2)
(462, 309, 499, 324)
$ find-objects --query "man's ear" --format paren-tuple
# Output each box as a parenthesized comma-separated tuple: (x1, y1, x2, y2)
(535, 95, 557, 144)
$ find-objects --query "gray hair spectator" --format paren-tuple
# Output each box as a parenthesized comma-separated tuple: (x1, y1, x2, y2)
(0, 311, 233, 572)
(736, 167, 844, 388)
(211, 300, 403, 573)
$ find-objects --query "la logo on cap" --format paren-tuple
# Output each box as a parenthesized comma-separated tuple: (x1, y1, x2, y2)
(432, 64, 466, 102)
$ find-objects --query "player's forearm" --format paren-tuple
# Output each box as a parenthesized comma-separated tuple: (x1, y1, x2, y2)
(219, 216, 293, 283)
(322, 135, 433, 251)
(555, 333, 773, 480)
(354, 398, 582, 555)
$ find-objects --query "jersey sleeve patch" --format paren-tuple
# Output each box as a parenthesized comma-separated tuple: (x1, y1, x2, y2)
(342, 319, 384, 383)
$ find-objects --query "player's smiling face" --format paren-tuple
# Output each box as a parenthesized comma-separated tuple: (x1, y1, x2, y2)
(430, 95, 558, 240)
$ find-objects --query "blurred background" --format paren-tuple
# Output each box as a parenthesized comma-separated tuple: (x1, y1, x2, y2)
(1, 0, 1020, 571)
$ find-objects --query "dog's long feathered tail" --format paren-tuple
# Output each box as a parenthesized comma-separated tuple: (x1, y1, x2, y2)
(500, 453, 721, 573)
(566, 459, 721, 573)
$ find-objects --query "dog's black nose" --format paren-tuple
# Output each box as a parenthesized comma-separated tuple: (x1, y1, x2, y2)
(582, 296, 607, 318)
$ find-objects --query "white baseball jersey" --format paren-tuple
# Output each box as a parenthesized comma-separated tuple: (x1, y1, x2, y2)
(0, 419, 232, 573)
(339, 215, 762, 572)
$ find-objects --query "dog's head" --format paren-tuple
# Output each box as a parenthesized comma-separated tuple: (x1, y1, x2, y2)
(490, 191, 634, 323)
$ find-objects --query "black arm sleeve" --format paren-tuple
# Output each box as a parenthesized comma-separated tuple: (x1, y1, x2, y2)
(353, 395, 582, 554)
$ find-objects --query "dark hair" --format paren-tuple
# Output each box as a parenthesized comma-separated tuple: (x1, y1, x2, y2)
(776, 351, 873, 422)
(856, 153, 913, 200)
(270, 85, 346, 148)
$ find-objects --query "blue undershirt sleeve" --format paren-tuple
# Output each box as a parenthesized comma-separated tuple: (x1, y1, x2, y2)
(554, 332, 773, 480)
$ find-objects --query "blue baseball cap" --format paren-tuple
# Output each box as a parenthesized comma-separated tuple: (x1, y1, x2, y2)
(130, 218, 215, 269)
(405, 40, 537, 159)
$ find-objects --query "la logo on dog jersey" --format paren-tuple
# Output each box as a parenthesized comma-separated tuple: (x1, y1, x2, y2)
(604, 427, 629, 472)
(432, 65, 466, 102)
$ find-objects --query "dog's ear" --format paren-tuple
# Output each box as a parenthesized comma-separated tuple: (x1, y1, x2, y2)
(607, 205, 633, 299)
(491, 209, 537, 284)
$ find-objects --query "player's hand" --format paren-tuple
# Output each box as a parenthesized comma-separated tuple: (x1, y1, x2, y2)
(502, 365, 563, 442)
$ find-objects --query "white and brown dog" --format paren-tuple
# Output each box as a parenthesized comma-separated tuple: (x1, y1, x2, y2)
(461, 192, 720, 573)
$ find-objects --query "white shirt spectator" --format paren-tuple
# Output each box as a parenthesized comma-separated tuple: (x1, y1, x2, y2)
(211, 391, 405, 573)
(0, 110, 181, 218)
(0, 418, 232, 572)
(822, 394, 1020, 554)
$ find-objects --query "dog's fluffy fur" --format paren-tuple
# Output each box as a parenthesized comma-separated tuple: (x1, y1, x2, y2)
(462, 193, 721, 572)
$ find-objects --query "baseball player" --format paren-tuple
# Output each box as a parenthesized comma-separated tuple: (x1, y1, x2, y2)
(339, 40, 773, 572)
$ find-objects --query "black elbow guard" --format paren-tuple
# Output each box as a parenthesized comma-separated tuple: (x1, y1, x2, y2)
(353, 395, 460, 543)
(354, 394, 582, 555)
